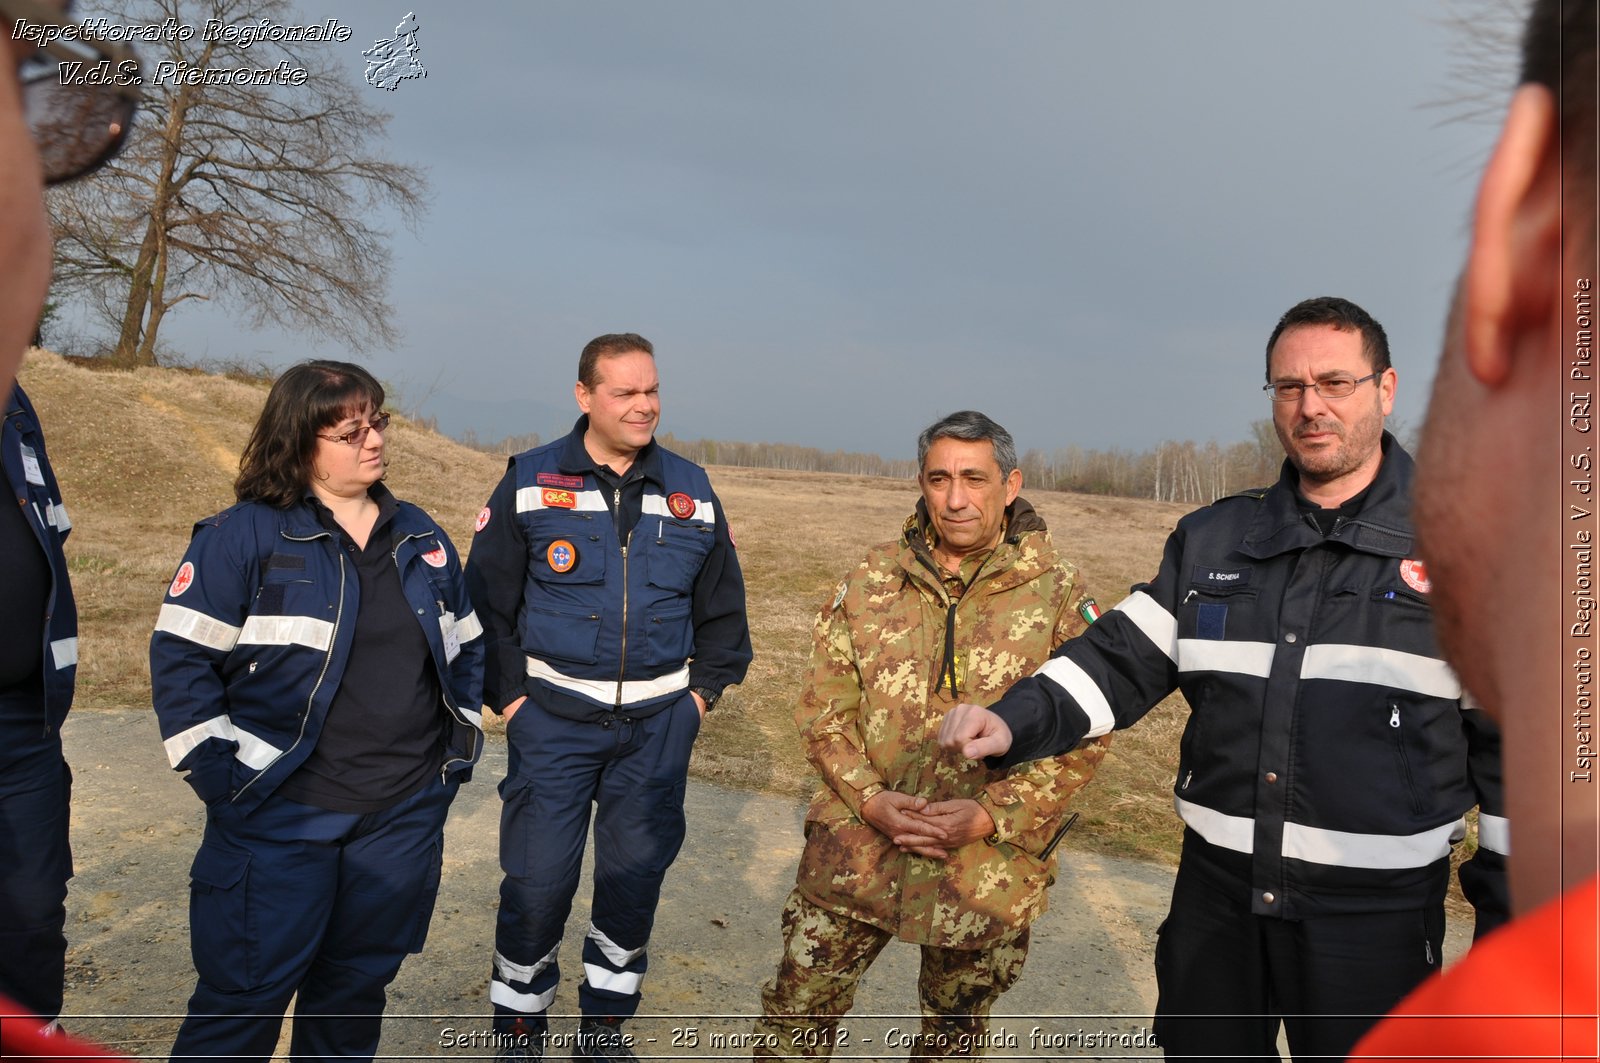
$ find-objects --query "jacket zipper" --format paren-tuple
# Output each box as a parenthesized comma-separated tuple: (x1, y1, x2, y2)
(615, 485, 631, 710)
(1389, 702, 1426, 815)
(390, 531, 482, 781)
(233, 530, 344, 802)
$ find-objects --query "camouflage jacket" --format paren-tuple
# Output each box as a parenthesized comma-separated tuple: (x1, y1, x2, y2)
(794, 498, 1111, 949)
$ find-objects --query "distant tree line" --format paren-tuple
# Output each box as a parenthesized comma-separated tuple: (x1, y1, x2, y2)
(655, 421, 1286, 504)
(445, 419, 1415, 505)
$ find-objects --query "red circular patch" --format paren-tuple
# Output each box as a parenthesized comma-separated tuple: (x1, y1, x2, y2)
(667, 492, 695, 520)
(169, 561, 195, 598)
(1399, 558, 1431, 594)
(475, 506, 491, 532)
(547, 539, 577, 573)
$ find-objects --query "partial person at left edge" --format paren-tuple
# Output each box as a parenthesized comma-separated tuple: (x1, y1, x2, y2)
(0, 0, 139, 1051)
(149, 362, 485, 1063)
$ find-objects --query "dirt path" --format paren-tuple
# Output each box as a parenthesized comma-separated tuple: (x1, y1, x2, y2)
(58, 710, 1470, 1059)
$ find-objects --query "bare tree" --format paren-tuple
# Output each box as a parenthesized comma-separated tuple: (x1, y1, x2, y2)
(46, 0, 427, 365)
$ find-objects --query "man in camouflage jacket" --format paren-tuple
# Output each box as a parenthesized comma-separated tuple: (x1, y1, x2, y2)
(754, 411, 1110, 1060)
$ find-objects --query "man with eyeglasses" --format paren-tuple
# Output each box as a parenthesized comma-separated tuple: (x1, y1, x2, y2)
(0, 0, 137, 1044)
(940, 296, 1509, 1060)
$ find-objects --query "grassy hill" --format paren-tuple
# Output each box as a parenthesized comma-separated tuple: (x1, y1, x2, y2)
(20, 349, 1196, 864)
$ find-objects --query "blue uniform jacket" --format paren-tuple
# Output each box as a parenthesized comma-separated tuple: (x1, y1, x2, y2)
(988, 435, 1510, 932)
(467, 419, 751, 721)
(2, 385, 77, 731)
(149, 486, 485, 814)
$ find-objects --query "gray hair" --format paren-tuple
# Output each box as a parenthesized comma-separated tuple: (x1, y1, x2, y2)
(916, 410, 1019, 477)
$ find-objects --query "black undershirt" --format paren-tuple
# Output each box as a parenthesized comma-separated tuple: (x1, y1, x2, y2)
(1295, 481, 1376, 536)
(277, 492, 444, 813)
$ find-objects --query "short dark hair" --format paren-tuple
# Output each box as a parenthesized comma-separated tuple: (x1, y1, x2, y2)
(916, 410, 1019, 477)
(1523, 0, 1596, 252)
(235, 360, 385, 508)
(578, 333, 654, 389)
(1264, 296, 1392, 378)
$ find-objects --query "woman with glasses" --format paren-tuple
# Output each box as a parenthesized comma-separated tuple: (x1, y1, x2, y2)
(150, 360, 484, 1063)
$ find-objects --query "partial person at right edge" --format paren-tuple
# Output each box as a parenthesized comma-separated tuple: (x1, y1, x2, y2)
(939, 297, 1509, 1060)
(1353, 0, 1599, 1056)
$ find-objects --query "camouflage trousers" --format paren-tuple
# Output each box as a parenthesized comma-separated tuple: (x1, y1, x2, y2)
(753, 889, 1029, 1060)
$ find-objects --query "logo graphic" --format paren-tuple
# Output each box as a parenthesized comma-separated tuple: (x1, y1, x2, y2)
(363, 12, 425, 91)
(667, 492, 695, 520)
(475, 506, 491, 532)
(421, 545, 448, 568)
(1399, 558, 1431, 594)
(547, 540, 577, 573)
(542, 488, 577, 509)
(169, 561, 195, 597)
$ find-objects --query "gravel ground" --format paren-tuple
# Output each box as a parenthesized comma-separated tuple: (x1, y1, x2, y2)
(56, 709, 1470, 1060)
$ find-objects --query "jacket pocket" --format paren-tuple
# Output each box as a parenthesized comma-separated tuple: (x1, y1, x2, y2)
(524, 601, 602, 666)
(646, 521, 712, 594)
(1387, 698, 1428, 816)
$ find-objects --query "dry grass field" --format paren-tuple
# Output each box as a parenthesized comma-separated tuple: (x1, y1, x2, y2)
(22, 349, 1211, 865)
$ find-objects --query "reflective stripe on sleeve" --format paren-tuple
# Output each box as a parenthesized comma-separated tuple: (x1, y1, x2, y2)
(232, 727, 284, 770)
(455, 609, 484, 642)
(163, 715, 238, 768)
(155, 603, 243, 653)
(1177, 639, 1277, 678)
(1299, 644, 1462, 699)
(1113, 591, 1177, 662)
(1477, 813, 1511, 855)
(161, 715, 285, 771)
(238, 614, 335, 652)
(50, 637, 77, 669)
(526, 657, 690, 706)
(1034, 656, 1116, 738)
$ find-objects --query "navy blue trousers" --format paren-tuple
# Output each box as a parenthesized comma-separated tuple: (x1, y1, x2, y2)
(492, 692, 700, 1026)
(0, 699, 72, 1022)
(170, 773, 457, 1063)
(1152, 840, 1445, 1060)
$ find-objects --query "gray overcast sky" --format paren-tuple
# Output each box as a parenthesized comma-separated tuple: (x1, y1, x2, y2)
(139, 0, 1514, 461)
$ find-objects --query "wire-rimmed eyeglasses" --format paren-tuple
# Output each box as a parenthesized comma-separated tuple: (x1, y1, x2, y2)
(1262, 372, 1381, 403)
(2, 0, 142, 185)
(317, 413, 392, 447)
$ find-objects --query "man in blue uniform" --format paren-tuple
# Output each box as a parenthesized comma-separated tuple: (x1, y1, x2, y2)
(0, 0, 138, 1033)
(941, 297, 1509, 1060)
(468, 333, 752, 1061)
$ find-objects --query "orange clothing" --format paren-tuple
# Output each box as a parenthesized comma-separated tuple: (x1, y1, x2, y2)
(1352, 875, 1599, 1061)
(0, 996, 128, 1060)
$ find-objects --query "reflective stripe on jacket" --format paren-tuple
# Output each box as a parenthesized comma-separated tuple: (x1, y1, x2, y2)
(149, 488, 484, 814)
(990, 434, 1510, 930)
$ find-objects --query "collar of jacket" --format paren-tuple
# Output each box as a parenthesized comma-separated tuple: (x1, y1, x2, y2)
(1236, 431, 1417, 560)
(899, 495, 1053, 594)
(557, 415, 663, 485)
(285, 481, 425, 540)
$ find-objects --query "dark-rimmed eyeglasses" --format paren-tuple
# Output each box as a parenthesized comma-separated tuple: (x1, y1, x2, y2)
(2, 0, 142, 185)
(317, 412, 392, 447)
(1263, 372, 1381, 403)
